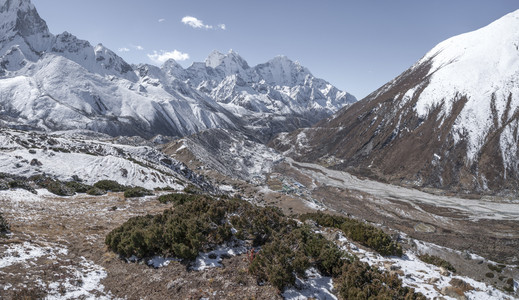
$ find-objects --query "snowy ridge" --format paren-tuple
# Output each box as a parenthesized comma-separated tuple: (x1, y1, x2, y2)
(169, 50, 356, 132)
(0, 0, 355, 141)
(411, 9, 519, 164)
(272, 9, 519, 193)
(333, 230, 516, 300)
(0, 128, 213, 190)
(164, 128, 283, 183)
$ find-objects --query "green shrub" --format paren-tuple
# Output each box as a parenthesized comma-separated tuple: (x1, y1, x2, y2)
(106, 195, 424, 298)
(418, 254, 456, 273)
(46, 181, 75, 196)
(335, 261, 425, 299)
(65, 181, 92, 193)
(124, 187, 153, 198)
(93, 180, 127, 192)
(183, 184, 200, 194)
(106, 196, 293, 261)
(487, 263, 505, 273)
(107, 196, 236, 260)
(0, 213, 9, 235)
(299, 212, 402, 256)
(249, 226, 351, 290)
(249, 240, 296, 290)
(485, 272, 495, 278)
(157, 193, 200, 204)
(86, 187, 106, 196)
(7, 179, 36, 193)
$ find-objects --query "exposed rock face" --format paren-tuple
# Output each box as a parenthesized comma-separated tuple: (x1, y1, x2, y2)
(271, 10, 519, 195)
(162, 128, 282, 182)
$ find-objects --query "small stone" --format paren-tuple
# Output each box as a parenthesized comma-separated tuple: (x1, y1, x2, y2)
(428, 277, 440, 284)
(30, 158, 43, 166)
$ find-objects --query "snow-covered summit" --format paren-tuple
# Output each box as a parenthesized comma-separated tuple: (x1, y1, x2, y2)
(409, 9, 519, 164)
(254, 55, 311, 87)
(205, 49, 249, 71)
(0, 0, 356, 142)
(0, 0, 46, 38)
(271, 9, 519, 194)
(0, 0, 51, 59)
(153, 50, 356, 140)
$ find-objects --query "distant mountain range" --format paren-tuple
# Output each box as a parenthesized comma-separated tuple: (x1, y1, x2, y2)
(0, 0, 355, 141)
(271, 9, 519, 195)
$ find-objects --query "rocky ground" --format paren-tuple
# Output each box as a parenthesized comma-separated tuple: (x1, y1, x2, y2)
(169, 145, 519, 299)
(0, 189, 280, 299)
(1, 133, 518, 299)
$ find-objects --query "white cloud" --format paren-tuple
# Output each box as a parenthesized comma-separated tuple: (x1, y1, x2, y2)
(181, 16, 212, 29)
(218, 24, 226, 30)
(158, 18, 166, 23)
(134, 45, 144, 51)
(148, 50, 190, 64)
(118, 47, 130, 52)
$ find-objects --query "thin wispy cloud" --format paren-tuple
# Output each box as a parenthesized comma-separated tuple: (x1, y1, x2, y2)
(148, 50, 190, 64)
(158, 18, 166, 23)
(181, 16, 226, 30)
(118, 47, 130, 52)
(134, 45, 144, 51)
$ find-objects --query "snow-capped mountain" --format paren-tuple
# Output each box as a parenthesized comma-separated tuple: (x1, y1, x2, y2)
(271, 9, 519, 195)
(159, 50, 356, 141)
(0, 0, 355, 142)
(0, 0, 243, 139)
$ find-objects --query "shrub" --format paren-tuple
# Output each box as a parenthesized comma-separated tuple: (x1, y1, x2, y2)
(0, 179, 9, 190)
(124, 187, 153, 198)
(65, 181, 92, 193)
(0, 213, 9, 235)
(7, 179, 36, 194)
(485, 272, 495, 278)
(249, 226, 351, 290)
(157, 193, 200, 204)
(183, 184, 200, 194)
(299, 212, 402, 256)
(86, 187, 106, 196)
(335, 261, 425, 299)
(106, 194, 424, 298)
(107, 196, 236, 260)
(418, 254, 456, 273)
(487, 263, 505, 273)
(504, 278, 515, 293)
(106, 195, 294, 261)
(93, 180, 127, 192)
(46, 181, 75, 196)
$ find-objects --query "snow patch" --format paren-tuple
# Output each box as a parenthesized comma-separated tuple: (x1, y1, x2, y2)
(282, 268, 337, 300)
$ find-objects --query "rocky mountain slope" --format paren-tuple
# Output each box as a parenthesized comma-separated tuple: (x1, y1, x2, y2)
(158, 50, 356, 141)
(0, 128, 213, 191)
(0, 0, 355, 141)
(162, 128, 283, 183)
(271, 9, 519, 195)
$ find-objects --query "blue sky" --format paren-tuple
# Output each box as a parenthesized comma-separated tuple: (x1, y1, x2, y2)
(32, 0, 519, 99)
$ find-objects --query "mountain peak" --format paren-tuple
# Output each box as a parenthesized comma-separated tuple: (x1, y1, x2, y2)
(205, 49, 249, 70)
(205, 50, 225, 68)
(0, 0, 33, 12)
(0, 0, 49, 39)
